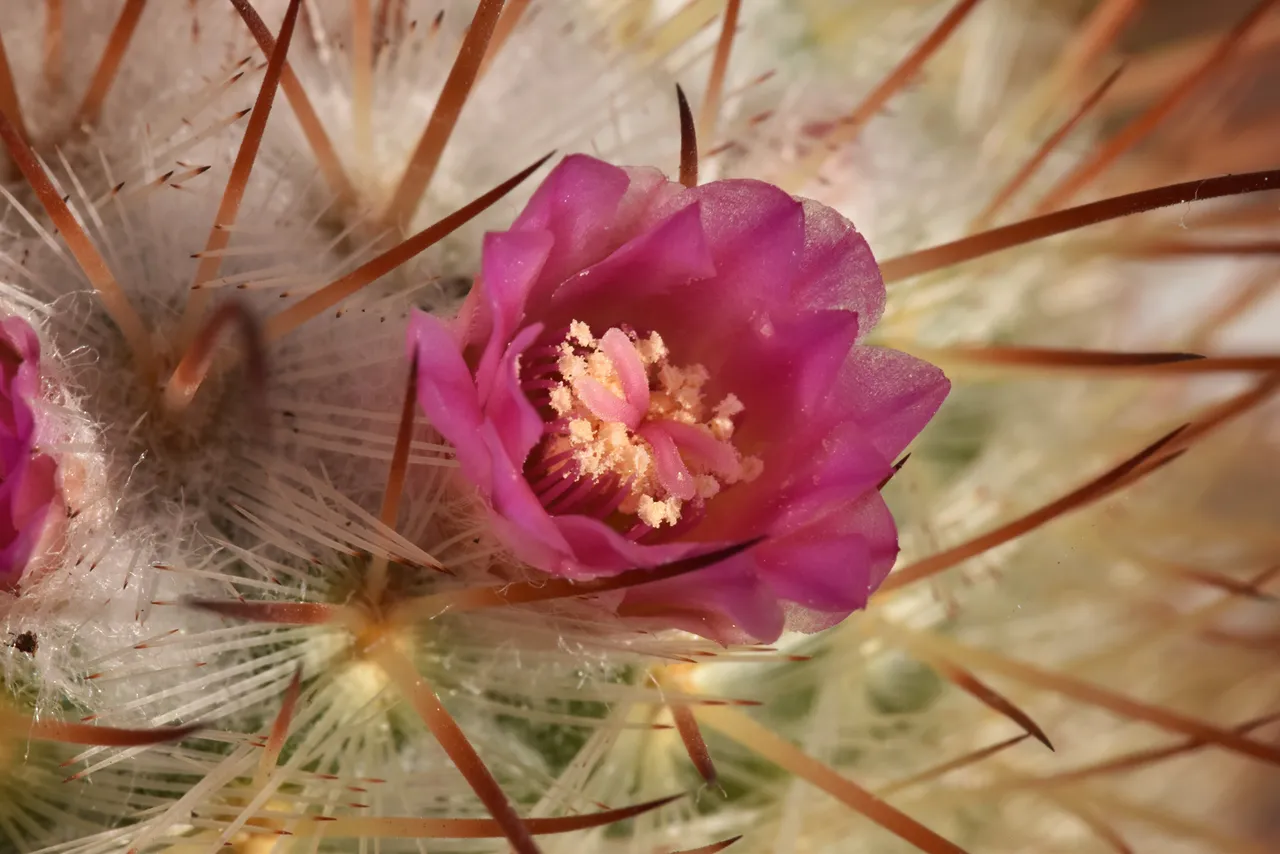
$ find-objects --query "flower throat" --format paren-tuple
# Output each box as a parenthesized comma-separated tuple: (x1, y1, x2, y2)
(521, 320, 761, 539)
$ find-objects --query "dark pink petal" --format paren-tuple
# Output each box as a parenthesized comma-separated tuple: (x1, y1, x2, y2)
(454, 159, 661, 355)
(727, 309, 860, 431)
(637, 423, 696, 501)
(410, 311, 492, 492)
(478, 423, 576, 572)
(0, 319, 40, 442)
(473, 230, 553, 402)
(12, 453, 58, 523)
(1, 317, 40, 361)
(632, 492, 897, 640)
(794, 199, 885, 330)
(0, 318, 60, 591)
(696, 421, 890, 548)
(510, 155, 632, 297)
(546, 203, 715, 328)
(691, 310, 870, 536)
(622, 555, 785, 644)
(765, 421, 895, 536)
(757, 490, 897, 616)
(613, 165, 683, 232)
(621, 182, 807, 366)
(0, 460, 51, 592)
(754, 534, 873, 611)
(830, 346, 951, 461)
(483, 324, 547, 471)
(0, 521, 47, 591)
(704, 345, 939, 542)
(665, 180, 805, 310)
(553, 514, 699, 578)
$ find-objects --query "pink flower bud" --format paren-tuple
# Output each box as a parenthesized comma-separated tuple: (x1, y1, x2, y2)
(0, 317, 62, 593)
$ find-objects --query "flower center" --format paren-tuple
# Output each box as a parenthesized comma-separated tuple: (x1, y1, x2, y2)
(522, 320, 761, 538)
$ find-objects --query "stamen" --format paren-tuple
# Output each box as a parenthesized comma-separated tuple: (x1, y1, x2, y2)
(650, 498, 707, 541)
(526, 343, 566, 361)
(544, 418, 572, 435)
(531, 447, 576, 476)
(537, 469, 583, 506)
(531, 321, 755, 530)
(530, 460, 577, 495)
(594, 476, 633, 519)
(625, 520, 654, 542)
(544, 475, 607, 516)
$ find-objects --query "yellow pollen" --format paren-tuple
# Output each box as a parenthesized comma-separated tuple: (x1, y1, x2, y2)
(567, 320, 594, 346)
(637, 494, 683, 527)
(541, 321, 763, 528)
(548, 384, 573, 415)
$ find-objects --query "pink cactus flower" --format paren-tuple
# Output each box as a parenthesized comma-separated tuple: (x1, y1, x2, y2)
(410, 155, 948, 642)
(0, 317, 61, 593)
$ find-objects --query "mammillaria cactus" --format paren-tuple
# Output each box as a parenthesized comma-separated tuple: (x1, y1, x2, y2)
(0, 2, 1278, 853)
